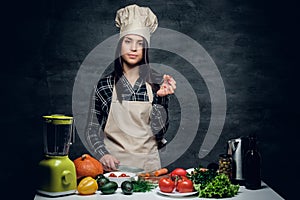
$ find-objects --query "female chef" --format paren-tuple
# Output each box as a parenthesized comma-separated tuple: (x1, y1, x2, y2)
(85, 4, 176, 172)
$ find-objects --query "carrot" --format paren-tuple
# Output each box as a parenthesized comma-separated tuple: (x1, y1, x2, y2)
(154, 168, 168, 177)
(138, 172, 151, 177)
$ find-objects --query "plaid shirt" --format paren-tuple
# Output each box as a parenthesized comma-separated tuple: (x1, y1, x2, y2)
(85, 72, 169, 160)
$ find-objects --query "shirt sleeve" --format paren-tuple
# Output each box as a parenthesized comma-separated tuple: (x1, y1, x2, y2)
(151, 93, 170, 148)
(85, 85, 110, 160)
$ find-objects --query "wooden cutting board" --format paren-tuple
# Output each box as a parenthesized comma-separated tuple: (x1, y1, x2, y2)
(137, 172, 169, 184)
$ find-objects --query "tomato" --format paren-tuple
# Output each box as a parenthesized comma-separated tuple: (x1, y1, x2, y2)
(176, 178, 194, 193)
(180, 176, 189, 181)
(170, 168, 187, 177)
(119, 173, 129, 177)
(158, 177, 175, 193)
(109, 173, 117, 177)
(170, 174, 190, 188)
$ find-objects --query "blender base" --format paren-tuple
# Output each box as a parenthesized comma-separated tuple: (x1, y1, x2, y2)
(36, 189, 76, 197)
(37, 155, 77, 197)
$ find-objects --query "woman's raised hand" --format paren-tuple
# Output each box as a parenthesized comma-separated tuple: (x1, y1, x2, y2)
(157, 74, 176, 97)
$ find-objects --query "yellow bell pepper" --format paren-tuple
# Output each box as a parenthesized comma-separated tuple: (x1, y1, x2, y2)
(77, 176, 98, 195)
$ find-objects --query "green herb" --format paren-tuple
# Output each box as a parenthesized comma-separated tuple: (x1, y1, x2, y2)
(131, 180, 156, 192)
(187, 166, 239, 198)
(186, 167, 217, 189)
(194, 173, 239, 198)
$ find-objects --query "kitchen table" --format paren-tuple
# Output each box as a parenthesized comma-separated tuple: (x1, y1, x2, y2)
(34, 181, 284, 200)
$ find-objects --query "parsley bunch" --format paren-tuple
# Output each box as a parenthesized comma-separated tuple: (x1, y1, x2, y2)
(131, 180, 156, 192)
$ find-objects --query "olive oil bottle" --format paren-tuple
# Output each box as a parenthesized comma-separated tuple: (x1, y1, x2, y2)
(244, 134, 261, 190)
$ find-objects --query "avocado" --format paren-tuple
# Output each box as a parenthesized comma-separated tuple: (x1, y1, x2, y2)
(99, 181, 118, 194)
(121, 181, 133, 195)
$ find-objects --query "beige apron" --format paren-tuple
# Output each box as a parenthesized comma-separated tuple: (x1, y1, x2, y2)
(104, 82, 161, 172)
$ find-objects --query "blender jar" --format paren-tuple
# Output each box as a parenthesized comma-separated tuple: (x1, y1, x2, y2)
(43, 115, 74, 156)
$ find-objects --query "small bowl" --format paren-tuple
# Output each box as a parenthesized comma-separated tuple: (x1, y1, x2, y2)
(104, 171, 137, 187)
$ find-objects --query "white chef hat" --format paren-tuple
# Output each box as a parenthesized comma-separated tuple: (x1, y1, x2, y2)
(115, 4, 158, 45)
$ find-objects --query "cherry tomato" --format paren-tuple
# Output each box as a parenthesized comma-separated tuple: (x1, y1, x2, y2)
(109, 173, 117, 177)
(176, 178, 194, 193)
(158, 177, 175, 193)
(170, 168, 187, 177)
(119, 173, 129, 177)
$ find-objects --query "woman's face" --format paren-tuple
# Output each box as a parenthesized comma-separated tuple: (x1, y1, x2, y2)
(121, 34, 144, 66)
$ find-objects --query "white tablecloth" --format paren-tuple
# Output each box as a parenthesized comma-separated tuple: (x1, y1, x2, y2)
(34, 182, 284, 200)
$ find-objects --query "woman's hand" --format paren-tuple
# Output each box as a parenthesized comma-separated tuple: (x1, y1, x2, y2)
(100, 154, 120, 171)
(157, 74, 176, 97)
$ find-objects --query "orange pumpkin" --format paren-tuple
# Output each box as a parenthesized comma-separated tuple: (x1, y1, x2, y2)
(73, 154, 103, 179)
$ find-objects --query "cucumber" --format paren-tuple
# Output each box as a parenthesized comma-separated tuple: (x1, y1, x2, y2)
(100, 181, 118, 194)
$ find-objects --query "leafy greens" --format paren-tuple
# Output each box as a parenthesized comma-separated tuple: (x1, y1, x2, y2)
(187, 166, 239, 198)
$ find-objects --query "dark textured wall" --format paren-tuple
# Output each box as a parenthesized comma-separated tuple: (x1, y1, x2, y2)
(2, 0, 299, 199)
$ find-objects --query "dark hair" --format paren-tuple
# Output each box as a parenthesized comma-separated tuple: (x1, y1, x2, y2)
(114, 36, 159, 101)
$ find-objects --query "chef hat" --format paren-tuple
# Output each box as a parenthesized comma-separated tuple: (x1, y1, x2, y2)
(115, 4, 158, 45)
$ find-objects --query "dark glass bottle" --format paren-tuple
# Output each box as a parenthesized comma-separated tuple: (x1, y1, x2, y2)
(244, 134, 261, 189)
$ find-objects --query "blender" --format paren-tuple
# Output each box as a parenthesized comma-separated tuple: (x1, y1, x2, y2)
(36, 114, 77, 196)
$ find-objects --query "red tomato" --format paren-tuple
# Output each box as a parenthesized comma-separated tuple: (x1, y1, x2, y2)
(170, 168, 187, 177)
(118, 173, 129, 177)
(176, 178, 194, 193)
(158, 178, 175, 193)
(109, 173, 117, 177)
(180, 176, 189, 180)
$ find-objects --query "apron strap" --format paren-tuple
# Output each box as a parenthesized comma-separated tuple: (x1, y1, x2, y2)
(145, 82, 153, 103)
